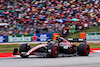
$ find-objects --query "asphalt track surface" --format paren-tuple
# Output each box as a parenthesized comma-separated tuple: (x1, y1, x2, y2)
(0, 53, 100, 67)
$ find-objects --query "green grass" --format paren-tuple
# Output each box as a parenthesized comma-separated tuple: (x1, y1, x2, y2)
(75, 43, 100, 48)
(89, 44, 100, 48)
(68, 26, 100, 38)
(0, 43, 100, 53)
(0, 44, 38, 53)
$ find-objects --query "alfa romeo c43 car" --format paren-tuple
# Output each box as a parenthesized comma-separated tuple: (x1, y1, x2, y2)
(13, 37, 90, 58)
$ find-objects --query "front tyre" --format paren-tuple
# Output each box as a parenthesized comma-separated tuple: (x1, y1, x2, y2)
(19, 44, 31, 58)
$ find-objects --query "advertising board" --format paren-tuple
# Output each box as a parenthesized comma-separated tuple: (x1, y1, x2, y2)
(1, 33, 58, 43)
(86, 32, 100, 40)
(36, 33, 52, 41)
(0, 36, 7, 43)
(8, 35, 33, 42)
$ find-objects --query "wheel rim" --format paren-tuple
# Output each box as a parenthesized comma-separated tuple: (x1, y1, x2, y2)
(87, 46, 90, 54)
(55, 49, 58, 55)
(52, 47, 58, 58)
(85, 45, 90, 55)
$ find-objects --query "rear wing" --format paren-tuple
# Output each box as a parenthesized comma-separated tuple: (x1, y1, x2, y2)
(66, 38, 86, 43)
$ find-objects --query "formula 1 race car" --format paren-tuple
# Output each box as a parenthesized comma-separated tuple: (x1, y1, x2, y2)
(13, 37, 90, 58)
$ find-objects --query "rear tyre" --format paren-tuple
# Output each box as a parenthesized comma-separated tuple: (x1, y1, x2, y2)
(78, 43, 90, 56)
(19, 44, 31, 58)
(47, 44, 58, 58)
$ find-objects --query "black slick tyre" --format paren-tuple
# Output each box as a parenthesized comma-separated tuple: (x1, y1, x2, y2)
(78, 43, 90, 56)
(47, 44, 58, 58)
(19, 44, 31, 58)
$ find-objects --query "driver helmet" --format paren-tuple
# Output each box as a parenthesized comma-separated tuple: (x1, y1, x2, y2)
(26, 43, 30, 46)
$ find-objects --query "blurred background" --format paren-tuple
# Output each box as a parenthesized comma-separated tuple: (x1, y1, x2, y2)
(0, 0, 99, 38)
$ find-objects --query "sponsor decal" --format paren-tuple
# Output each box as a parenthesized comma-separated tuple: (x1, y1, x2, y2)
(8, 35, 32, 42)
(36, 33, 52, 41)
(39, 34, 49, 41)
(32, 34, 38, 41)
(0, 36, 5, 42)
(86, 32, 100, 40)
(0, 36, 7, 43)
(53, 33, 60, 40)
(6, 33, 53, 42)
